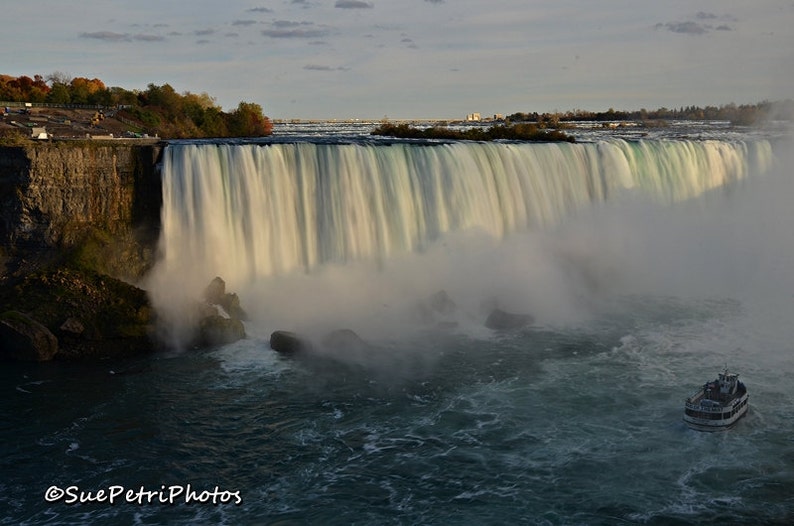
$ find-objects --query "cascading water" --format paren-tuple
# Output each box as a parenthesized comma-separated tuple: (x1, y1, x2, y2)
(156, 139, 773, 290)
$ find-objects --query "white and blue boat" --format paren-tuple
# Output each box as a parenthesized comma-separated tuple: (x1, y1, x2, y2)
(684, 368, 748, 431)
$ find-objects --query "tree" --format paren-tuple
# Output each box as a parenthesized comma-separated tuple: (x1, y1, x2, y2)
(227, 102, 273, 136)
(46, 83, 71, 104)
(69, 77, 106, 104)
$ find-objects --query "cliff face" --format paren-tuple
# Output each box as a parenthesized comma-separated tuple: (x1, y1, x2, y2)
(0, 142, 163, 281)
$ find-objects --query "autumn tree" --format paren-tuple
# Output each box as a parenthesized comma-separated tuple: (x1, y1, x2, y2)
(69, 77, 106, 104)
(227, 102, 273, 136)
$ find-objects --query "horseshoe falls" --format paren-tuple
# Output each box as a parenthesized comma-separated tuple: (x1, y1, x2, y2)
(156, 139, 771, 285)
(8, 132, 794, 526)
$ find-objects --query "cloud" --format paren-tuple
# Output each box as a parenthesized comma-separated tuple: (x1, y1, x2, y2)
(655, 12, 737, 35)
(133, 34, 166, 42)
(335, 1, 373, 8)
(273, 20, 311, 28)
(79, 31, 131, 42)
(195, 28, 215, 36)
(304, 64, 350, 71)
(247, 7, 273, 13)
(658, 21, 708, 35)
(425, 0, 444, 3)
(262, 27, 329, 38)
(79, 31, 164, 42)
(232, 20, 258, 27)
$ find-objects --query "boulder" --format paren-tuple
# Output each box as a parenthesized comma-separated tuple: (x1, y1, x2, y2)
(0, 311, 59, 361)
(270, 330, 311, 355)
(415, 290, 457, 324)
(427, 290, 456, 315)
(0, 267, 156, 360)
(203, 276, 248, 321)
(484, 308, 534, 330)
(59, 317, 85, 336)
(221, 292, 248, 321)
(199, 315, 246, 347)
(321, 328, 370, 353)
(204, 276, 226, 305)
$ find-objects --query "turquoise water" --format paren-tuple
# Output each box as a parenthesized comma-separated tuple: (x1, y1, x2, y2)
(3, 293, 793, 525)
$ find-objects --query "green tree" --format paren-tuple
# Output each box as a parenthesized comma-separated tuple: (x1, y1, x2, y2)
(227, 102, 273, 136)
(46, 82, 71, 104)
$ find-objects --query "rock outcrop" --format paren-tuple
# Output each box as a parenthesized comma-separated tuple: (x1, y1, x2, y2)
(484, 308, 534, 330)
(0, 267, 155, 361)
(0, 310, 59, 361)
(321, 328, 370, 353)
(270, 330, 311, 355)
(203, 276, 248, 321)
(193, 277, 247, 347)
(198, 315, 246, 347)
(0, 142, 165, 360)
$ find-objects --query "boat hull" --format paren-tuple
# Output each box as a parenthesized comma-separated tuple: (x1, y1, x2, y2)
(683, 393, 749, 432)
(683, 406, 748, 431)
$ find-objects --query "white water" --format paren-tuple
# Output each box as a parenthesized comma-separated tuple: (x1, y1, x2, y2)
(157, 140, 771, 283)
(149, 139, 774, 342)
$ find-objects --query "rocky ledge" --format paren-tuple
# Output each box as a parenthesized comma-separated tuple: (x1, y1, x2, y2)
(0, 267, 156, 361)
(0, 268, 248, 362)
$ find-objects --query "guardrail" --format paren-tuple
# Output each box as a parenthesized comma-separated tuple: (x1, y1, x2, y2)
(0, 101, 130, 110)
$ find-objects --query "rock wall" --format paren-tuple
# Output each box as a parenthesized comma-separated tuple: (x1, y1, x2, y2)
(0, 141, 163, 280)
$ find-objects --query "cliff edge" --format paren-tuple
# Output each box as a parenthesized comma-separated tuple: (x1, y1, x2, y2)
(0, 142, 164, 360)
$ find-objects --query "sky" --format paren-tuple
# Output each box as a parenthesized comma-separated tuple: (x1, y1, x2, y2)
(2, 0, 793, 120)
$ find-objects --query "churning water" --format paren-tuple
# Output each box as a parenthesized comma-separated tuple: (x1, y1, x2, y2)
(2, 124, 794, 525)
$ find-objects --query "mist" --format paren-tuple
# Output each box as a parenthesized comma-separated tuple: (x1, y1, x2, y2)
(145, 136, 791, 363)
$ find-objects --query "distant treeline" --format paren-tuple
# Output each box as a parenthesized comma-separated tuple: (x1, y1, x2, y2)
(507, 100, 794, 127)
(372, 122, 575, 142)
(0, 73, 272, 138)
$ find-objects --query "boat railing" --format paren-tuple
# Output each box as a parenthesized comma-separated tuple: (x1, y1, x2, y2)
(684, 400, 726, 412)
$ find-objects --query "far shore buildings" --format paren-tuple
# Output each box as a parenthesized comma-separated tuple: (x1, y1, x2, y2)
(465, 113, 504, 122)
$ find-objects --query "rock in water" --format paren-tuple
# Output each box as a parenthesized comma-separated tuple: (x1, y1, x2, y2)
(321, 329, 370, 353)
(203, 276, 248, 321)
(199, 315, 245, 346)
(270, 330, 311, 355)
(0, 311, 59, 361)
(204, 276, 227, 305)
(484, 308, 534, 330)
(427, 290, 456, 315)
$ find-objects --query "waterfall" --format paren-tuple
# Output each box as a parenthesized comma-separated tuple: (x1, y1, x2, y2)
(157, 139, 772, 289)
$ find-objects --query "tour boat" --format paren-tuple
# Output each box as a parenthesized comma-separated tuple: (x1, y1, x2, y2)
(683, 368, 748, 431)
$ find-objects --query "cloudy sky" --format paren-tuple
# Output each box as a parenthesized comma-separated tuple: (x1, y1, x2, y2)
(3, 1, 792, 119)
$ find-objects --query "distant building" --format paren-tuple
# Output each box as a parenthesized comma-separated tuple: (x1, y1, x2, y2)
(30, 127, 48, 140)
(465, 113, 481, 122)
